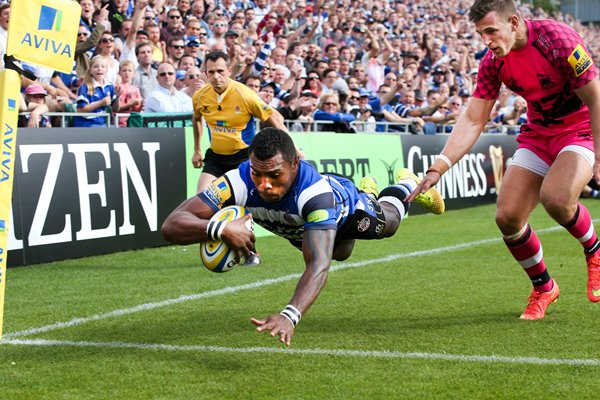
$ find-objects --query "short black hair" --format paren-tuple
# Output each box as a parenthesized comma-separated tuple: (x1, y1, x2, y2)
(469, 0, 517, 23)
(204, 50, 229, 65)
(249, 128, 297, 163)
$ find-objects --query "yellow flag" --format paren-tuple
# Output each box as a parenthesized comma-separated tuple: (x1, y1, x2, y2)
(6, 0, 81, 73)
(0, 69, 22, 340)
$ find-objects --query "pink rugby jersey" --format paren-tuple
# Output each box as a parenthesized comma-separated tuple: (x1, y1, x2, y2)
(473, 19, 598, 136)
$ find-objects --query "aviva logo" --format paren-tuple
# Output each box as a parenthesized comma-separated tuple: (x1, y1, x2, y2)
(38, 5, 62, 32)
(7, 99, 16, 112)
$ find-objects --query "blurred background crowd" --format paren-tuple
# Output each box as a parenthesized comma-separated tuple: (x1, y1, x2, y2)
(1, 0, 598, 132)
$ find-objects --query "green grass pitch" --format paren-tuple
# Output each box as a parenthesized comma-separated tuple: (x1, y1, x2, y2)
(1, 201, 600, 399)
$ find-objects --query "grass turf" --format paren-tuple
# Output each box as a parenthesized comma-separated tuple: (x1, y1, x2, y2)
(2, 201, 600, 399)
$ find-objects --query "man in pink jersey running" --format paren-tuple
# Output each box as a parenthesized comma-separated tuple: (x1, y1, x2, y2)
(408, 0, 600, 320)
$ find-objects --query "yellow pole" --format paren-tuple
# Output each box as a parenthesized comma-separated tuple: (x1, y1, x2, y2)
(0, 69, 22, 340)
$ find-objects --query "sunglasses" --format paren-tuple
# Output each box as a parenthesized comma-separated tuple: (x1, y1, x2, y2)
(385, 77, 397, 81)
(78, 32, 89, 37)
(350, 96, 360, 100)
(169, 15, 182, 19)
(308, 76, 319, 80)
(144, 16, 153, 20)
(451, 102, 461, 106)
(171, 45, 185, 49)
(263, 67, 271, 71)
(324, 102, 338, 106)
(198, 32, 208, 36)
(101, 37, 114, 43)
(159, 71, 175, 77)
(187, 74, 200, 79)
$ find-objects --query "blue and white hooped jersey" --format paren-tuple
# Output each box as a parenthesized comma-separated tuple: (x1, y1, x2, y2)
(199, 160, 364, 246)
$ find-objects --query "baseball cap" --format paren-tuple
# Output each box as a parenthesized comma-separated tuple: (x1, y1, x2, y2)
(186, 36, 200, 46)
(459, 89, 470, 97)
(305, 6, 313, 12)
(414, 90, 425, 101)
(24, 83, 48, 96)
(225, 30, 239, 37)
(358, 87, 370, 97)
(136, 29, 149, 37)
(260, 81, 277, 91)
(420, 65, 431, 73)
(433, 67, 445, 75)
(176, 69, 186, 80)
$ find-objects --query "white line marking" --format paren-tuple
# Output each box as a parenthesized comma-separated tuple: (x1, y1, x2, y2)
(4, 338, 600, 367)
(2, 224, 567, 339)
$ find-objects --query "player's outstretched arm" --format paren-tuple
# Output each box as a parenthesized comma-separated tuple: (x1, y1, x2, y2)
(407, 97, 495, 203)
(251, 228, 336, 346)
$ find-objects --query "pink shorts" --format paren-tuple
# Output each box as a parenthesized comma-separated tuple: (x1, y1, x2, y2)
(512, 129, 595, 176)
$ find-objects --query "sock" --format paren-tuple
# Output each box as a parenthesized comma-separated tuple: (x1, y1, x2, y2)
(378, 181, 414, 218)
(503, 224, 552, 292)
(561, 202, 600, 256)
(592, 189, 600, 199)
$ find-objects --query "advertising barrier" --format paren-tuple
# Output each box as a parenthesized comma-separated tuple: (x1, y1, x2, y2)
(8, 128, 187, 266)
(8, 129, 517, 267)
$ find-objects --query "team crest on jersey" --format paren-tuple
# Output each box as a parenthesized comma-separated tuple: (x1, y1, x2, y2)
(357, 217, 370, 232)
(204, 176, 232, 207)
(307, 209, 329, 223)
(568, 44, 593, 77)
(235, 106, 241, 114)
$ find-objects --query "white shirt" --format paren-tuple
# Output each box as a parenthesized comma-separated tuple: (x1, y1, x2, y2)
(0, 26, 7, 69)
(144, 85, 192, 113)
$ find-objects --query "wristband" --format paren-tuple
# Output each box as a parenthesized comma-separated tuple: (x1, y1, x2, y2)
(206, 219, 227, 241)
(438, 154, 453, 169)
(280, 304, 302, 327)
(426, 154, 453, 176)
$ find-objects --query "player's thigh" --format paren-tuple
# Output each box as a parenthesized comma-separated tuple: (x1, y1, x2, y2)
(540, 150, 592, 216)
(496, 164, 543, 233)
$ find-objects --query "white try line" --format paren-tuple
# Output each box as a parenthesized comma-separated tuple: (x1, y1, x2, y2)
(2, 224, 567, 340)
(4, 338, 600, 367)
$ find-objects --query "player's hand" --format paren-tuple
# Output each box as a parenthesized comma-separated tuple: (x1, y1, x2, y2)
(406, 170, 441, 203)
(222, 214, 256, 263)
(251, 314, 295, 346)
(192, 152, 203, 168)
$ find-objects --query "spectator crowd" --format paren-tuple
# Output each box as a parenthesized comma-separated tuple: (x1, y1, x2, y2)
(1, 0, 599, 132)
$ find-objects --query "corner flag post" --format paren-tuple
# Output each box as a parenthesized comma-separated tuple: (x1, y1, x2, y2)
(0, 0, 80, 340)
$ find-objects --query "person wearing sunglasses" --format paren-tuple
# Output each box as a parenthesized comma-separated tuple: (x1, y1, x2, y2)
(180, 67, 206, 98)
(160, 9, 185, 43)
(144, 62, 193, 113)
(166, 37, 186, 66)
(93, 33, 119, 86)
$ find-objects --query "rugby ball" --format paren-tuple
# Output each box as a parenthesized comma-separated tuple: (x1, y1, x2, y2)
(200, 206, 253, 273)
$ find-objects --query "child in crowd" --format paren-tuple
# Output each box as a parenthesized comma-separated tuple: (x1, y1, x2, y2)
(18, 83, 52, 128)
(116, 60, 143, 127)
(73, 57, 119, 127)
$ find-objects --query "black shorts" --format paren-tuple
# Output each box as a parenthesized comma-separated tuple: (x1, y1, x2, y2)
(334, 194, 386, 247)
(203, 148, 249, 177)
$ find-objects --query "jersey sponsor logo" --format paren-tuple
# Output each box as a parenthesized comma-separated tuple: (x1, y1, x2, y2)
(307, 209, 329, 223)
(216, 120, 227, 127)
(205, 176, 232, 207)
(568, 44, 593, 77)
(0, 219, 5, 233)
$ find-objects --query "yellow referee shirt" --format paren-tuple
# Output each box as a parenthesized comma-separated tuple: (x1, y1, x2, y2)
(192, 80, 274, 155)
